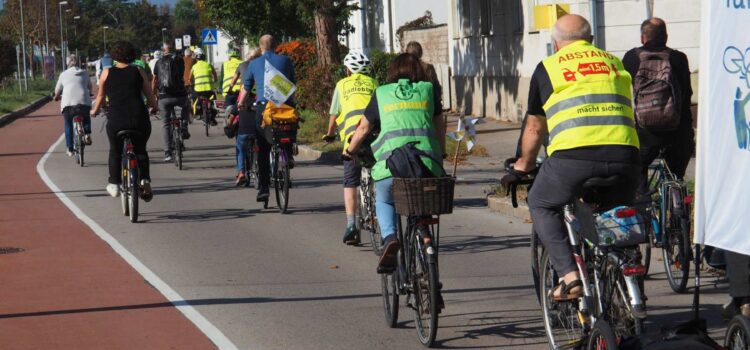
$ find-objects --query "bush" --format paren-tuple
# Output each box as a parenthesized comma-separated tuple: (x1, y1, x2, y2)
(369, 49, 397, 85)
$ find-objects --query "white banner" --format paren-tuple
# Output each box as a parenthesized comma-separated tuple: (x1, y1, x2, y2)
(695, 2, 750, 254)
(263, 60, 296, 106)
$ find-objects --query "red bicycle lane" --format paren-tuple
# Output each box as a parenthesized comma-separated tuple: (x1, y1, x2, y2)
(0, 101, 220, 349)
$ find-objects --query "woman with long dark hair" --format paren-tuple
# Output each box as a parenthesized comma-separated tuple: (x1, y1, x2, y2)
(346, 53, 445, 270)
(91, 41, 158, 200)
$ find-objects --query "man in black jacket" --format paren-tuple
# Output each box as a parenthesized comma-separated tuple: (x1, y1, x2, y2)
(623, 17, 694, 187)
(152, 43, 191, 162)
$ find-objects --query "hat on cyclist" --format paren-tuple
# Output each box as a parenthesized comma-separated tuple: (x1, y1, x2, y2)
(343, 51, 371, 74)
(194, 47, 205, 59)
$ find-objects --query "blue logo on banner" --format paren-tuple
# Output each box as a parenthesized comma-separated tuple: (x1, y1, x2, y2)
(201, 28, 218, 45)
(724, 46, 750, 150)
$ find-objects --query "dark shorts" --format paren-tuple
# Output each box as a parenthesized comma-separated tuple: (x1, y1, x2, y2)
(343, 158, 361, 188)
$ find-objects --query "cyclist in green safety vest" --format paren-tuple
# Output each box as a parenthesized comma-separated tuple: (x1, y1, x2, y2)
(323, 51, 378, 246)
(346, 53, 445, 271)
(220, 48, 242, 110)
(190, 47, 219, 125)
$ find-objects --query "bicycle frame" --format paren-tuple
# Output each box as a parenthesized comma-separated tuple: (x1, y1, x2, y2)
(396, 216, 440, 294)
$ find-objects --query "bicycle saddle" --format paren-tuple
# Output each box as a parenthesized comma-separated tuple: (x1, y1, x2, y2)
(116, 130, 142, 138)
(582, 175, 625, 190)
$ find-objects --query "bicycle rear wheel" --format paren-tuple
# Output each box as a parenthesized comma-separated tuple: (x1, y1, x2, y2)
(662, 186, 690, 293)
(412, 226, 439, 347)
(381, 270, 399, 328)
(540, 251, 586, 349)
(726, 315, 750, 350)
(276, 164, 290, 213)
(129, 168, 139, 223)
(203, 103, 209, 137)
(121, 156, 129, 216)
(531, 229, 542, 305)
(585, 321, 619, 350)
(604, 265, 643, 339)
(79, 141, 85, 167)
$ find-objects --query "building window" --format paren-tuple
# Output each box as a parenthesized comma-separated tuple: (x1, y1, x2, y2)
(480, 0, 494, 36)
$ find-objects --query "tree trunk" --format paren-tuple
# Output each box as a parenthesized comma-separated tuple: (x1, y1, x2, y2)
(313, 6, 339, 67)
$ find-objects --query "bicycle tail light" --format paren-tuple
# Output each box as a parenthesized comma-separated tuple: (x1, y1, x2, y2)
(683, 195, 693, 205)
(615, 207, 637, 218)
(126, 143, 135, 152)
(280, 137, 292, 144)
(623, 264, 646, 276)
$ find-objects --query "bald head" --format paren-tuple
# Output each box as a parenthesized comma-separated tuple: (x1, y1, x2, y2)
(641, 17, 667, 45)
(552, 14, 592, 51)
(259, 35, 276, 53)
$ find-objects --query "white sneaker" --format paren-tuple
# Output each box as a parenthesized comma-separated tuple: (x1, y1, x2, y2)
(84, 134, 92, 145)
(140, 179, 153, 202)
(106, 184, 120, 197)
(66, 150, 73, 157)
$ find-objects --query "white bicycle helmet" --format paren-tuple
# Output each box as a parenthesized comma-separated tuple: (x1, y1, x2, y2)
(344, 51, 371, 74)
(194, 47, 205, 59)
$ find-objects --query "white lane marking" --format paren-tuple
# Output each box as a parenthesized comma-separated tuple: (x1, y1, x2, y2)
(36, 134, 239, 350)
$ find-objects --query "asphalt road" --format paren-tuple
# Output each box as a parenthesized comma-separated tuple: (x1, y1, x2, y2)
(40, 113, 730, 349)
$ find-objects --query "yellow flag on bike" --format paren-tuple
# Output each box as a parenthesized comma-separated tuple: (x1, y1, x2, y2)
(263, 60, 296, 106)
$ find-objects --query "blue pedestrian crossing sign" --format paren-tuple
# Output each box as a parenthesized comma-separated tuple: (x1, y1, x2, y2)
(201, 28, 218, 45)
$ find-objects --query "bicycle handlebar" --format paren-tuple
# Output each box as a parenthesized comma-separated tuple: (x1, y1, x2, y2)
(503, 157, 538, 208)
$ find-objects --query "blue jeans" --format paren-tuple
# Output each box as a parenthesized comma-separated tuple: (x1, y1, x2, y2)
(63, 106, 91, 151)
(236, 133, 252, 172)
(375, 177, 399, 240)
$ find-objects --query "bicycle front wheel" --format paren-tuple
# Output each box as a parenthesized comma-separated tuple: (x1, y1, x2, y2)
(662, 186, 691, 293)
(585, 321, 619, 350)
(412, 229, 439, 347)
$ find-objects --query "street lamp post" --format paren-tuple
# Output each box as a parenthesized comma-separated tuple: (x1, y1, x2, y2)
(44, 0, 49, 57)
(65, 9, 71, 60)
(103, 26, 110, 52)
(59, 1, 68, 73)
(73, 15, 80, 59)
(161, 28, 167, 45)
(20, 0, 28, 91)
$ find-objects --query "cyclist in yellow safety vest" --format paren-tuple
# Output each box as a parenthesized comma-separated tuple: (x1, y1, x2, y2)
(220, 48, 243, 113)
(190, 47, 219, 125)
(503, 15, 640, 301)
(323, 51, 378, 246)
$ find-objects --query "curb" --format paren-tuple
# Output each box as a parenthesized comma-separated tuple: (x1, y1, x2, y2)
(487, 194, 531, 221)
(0, 95, 53, 127)
(297, 144, 341, 164)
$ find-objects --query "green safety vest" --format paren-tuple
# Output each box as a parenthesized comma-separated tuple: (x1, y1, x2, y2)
(335, 73, 378, 151)
(541, 40, 639, 155)
(222, 57, 242, 94)
(370, 79, 443, 181)
(192, 60, 214, 92)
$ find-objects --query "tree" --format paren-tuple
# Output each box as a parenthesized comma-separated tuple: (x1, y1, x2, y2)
(174, 0, 199, 28)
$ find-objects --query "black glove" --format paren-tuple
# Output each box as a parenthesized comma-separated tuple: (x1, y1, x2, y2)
(501, 168, 532, 188)
(322, 134, 336, 143)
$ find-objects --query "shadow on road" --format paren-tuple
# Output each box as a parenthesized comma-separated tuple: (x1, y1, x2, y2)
(440, 235, 529, 255)
(138, 208, 258, 223)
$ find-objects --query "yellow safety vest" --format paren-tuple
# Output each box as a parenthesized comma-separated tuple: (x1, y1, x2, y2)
(222, 58, 242, 94)
(192, 60, 214, 92)
(541, 40, 639, 155)
(335, 73, 378, 150)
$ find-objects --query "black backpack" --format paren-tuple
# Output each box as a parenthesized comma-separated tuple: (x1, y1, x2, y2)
(385, 141, 445, 178)
(157, 55, 183, 93)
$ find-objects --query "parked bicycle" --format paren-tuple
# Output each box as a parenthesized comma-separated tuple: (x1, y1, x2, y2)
(119, 130, 142, 223)
(267, 121, 298, 213)
(507, 158, 646, 348)
(638, 149, 693, 293)
(380, 176, 454, 347)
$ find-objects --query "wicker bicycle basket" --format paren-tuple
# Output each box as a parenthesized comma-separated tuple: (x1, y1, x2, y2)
(392, 177, 456, 216)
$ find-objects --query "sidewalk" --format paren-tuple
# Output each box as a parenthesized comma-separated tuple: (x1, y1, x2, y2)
(0, 101, 215, 349)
